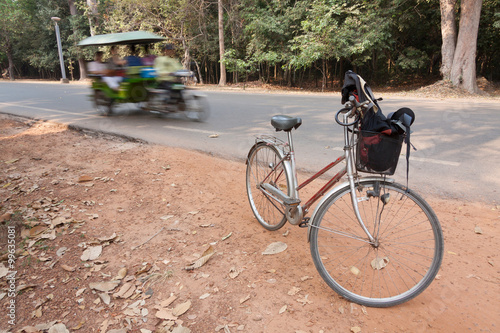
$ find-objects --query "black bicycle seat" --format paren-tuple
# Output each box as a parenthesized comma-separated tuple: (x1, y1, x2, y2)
(271, 115, 302, 132)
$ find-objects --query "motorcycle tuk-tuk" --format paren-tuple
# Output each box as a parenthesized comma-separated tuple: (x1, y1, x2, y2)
(78, 31, 208, 121)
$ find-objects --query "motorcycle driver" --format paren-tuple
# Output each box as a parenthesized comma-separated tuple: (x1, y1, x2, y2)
(154, 43, 182, 91)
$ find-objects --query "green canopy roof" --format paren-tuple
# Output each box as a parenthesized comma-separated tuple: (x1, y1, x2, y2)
(78, 31, 165, 46)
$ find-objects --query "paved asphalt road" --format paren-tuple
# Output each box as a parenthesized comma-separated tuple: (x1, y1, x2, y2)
(1, 81, 499, 204)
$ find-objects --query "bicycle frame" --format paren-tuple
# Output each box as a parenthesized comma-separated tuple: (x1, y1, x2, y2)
(254, 112, 387, 242)
(257, 132, 345, 211)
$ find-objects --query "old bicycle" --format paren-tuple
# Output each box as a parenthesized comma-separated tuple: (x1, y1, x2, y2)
(245, 73, 443, 308)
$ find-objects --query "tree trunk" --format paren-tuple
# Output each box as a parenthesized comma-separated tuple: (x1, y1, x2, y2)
(78, 59, 88, 79)
(440, 0, 458, 80)
(218, 0, 226, 86)
(194, 59, 204, 85)
(87, 0, 98, 36)
(450, 0, 482, 93)
(68, 0, 77, 15)
(7, 43, 15, 81)
(68, 0, 88, 80)
(181, 37, 191, 70)
(322, 58, 326, 92)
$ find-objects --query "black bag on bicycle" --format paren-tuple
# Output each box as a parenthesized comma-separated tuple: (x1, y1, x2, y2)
(341, 70, 415, 175)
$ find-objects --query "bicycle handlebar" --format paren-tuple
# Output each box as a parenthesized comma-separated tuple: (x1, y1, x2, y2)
(347, 95, 369, 109)
(335, 96, 366, 126)
(335, 95, 384, 127)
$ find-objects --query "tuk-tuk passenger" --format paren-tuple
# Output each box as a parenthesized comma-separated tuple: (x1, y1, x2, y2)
(88, 51, 122, 91)
(108, 46, 127, 76)
(141, 44, 156, 67)
(125, 45, 142, 67)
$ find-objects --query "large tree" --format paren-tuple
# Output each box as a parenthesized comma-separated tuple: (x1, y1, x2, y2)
(0, 0, 25, 80)
(440, 0, 483, 93)
(68, 0, 88, 79)
(218, 0, 226, 86)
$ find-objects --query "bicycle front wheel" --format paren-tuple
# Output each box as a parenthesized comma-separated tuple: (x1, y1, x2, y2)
(246, 143, 290, 231)
(309, 180, 443, 307)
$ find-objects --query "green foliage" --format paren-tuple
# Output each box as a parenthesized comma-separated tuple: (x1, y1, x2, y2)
(396, 47, 428, 71)
(2, 0, 500, 84)
(222, 49, 252, 73)
(477, 0, 500, 79)
(240, 0, 298, 68)
(0, 0, 28, 77)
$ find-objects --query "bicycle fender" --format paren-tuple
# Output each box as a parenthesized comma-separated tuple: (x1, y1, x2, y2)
(245, 140, 287, 165)
(306, 177, 395, 243)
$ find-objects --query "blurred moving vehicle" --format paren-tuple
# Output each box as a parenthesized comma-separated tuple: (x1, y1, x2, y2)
(78, 31, 209, 121)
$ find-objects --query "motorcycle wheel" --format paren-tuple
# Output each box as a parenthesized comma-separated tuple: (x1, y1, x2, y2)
(184, 93, 209, 122)
(94, 90, 113, 116)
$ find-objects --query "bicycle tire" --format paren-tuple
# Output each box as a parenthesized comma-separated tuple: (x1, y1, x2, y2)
(309, 180, 443, 307)
(246, 143, 290, 231)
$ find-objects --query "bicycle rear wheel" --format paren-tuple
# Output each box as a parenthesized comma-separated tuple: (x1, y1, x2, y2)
(309, 180, 443, 307)
(246, 143, 289, 231)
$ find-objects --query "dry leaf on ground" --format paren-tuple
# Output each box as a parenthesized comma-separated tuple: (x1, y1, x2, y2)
(75, 288, 86, 297)
(80, 245, 102, 261)
(98, 232, 117, 242)
(288, 286, 301, 296)
(171, 326, 192, 333)
(56, 247, 68, 257)
(88, 281, 119, 292)
(371, 257, 389, 270)
(155, 308, 178, 320)
(0, 263, 9, 279)
(78, 175, 93, 183)
(99, 292, 111, 305)
(240, 295, 251, 304)
(61, 264, 76, 272)
(29, 225, 47, 238)
(113, 282, 135, 299)
(172, 300, 192, 317)
(50, 216, 67, 228)
(159, 294, 178, 307)
(48, 323, 70, 333)
(229, 267, 240, 279)
(262, 242, 287, 255)
(296, 294, 312, 305)
(135, 262, 153, 275)
(199, 293, 211, 300)
(185, 245, 215, 270)
(114, 267, 127, 280)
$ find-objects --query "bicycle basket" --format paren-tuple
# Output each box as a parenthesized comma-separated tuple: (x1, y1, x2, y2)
(355, 130, 404, 175)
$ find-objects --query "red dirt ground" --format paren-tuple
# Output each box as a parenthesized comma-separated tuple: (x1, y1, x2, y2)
(0, 113, 498, 333)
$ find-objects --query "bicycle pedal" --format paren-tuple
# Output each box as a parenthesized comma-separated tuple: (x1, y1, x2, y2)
(299, 217, 310, 228)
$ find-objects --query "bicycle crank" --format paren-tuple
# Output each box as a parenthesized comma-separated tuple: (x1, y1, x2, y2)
(286, 205, 303, 225)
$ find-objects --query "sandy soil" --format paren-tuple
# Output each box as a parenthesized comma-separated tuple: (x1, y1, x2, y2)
(0, 113, 498, 333)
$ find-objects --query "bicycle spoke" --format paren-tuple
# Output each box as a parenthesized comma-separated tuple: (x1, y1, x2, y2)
(313, 224, 372, 244)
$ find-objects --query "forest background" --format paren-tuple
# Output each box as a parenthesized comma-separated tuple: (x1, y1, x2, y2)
(1, 0, 498, 94)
